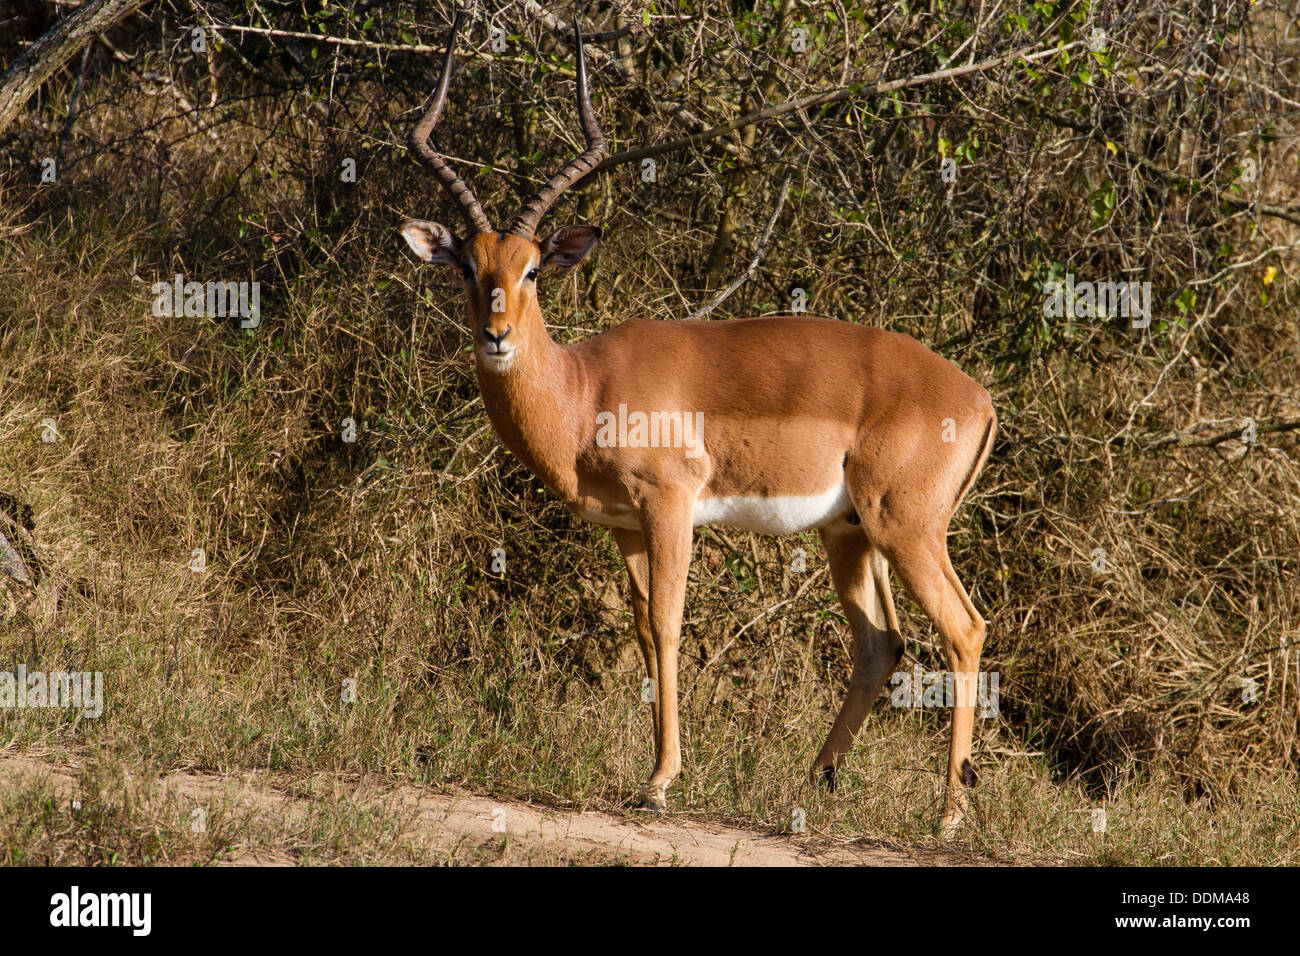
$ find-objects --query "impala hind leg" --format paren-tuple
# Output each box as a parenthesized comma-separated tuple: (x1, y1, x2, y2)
(883, 537, 986, 837)
(613, 528, 661, 763)
(811, 527, 904, 790)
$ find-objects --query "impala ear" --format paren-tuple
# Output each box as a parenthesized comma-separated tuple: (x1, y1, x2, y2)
(540, 225, 601, 270)
(401, 220, 462, 267)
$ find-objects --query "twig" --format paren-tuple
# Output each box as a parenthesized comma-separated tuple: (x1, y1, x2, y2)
(438, 423, 491, 484)
(685, 169, 793, 321)
(1141, 420, 1300, 452)
(54, 43, 91, 171)
(203, 23, 447, 54)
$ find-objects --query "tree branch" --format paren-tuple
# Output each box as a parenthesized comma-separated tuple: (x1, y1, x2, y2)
(0, 0, 152, 137)
(686, 169, 793, 321)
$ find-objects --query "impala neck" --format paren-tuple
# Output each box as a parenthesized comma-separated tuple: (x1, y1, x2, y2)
(474, 310, 583, 500)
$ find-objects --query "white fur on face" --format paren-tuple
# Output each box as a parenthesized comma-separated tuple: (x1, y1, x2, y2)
(478, 347, 517, 373)
(515, 256, 539, 293)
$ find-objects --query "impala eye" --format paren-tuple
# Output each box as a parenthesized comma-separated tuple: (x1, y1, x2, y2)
(525, 268, 539, 282)
(461, 264, 473, 280)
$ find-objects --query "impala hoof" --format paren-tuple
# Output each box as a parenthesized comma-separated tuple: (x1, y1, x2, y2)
(936, 794, 968, 838)
(935, 812, 964, 839)
(639, 787, 668, 813)
(810, 764, 836, 792)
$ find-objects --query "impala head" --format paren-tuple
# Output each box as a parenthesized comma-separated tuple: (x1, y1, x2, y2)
(400, 11, 605, 374)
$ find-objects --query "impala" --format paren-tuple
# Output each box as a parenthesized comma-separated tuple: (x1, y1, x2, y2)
(400, 13, 997, 834)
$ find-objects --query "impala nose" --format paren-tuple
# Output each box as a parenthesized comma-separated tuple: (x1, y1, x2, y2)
(484, 325, 512, 351)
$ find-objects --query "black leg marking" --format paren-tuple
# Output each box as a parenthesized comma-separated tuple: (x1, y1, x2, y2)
(961, 758, 977, 788)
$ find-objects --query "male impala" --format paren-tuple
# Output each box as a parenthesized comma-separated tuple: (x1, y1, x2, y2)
(400, 14, 997, 834)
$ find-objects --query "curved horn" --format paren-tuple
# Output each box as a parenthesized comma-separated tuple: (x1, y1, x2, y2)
(506, 13, 607, 238)
(408, 9, 492, 235)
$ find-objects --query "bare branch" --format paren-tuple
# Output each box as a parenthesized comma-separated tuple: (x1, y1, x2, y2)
(686, 169, 793, 321)
(0, 0, 153, 137)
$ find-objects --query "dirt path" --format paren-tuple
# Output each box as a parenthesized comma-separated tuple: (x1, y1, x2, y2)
(0, 753, 993, 866)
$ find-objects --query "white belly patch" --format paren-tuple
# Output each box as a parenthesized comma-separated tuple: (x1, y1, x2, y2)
(575, 482, 854, 536)
(692, 481, 853, 535)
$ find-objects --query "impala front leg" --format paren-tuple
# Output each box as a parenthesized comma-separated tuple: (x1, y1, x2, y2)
(612, 528, 660, 758)
(639, 497, 694, 811)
